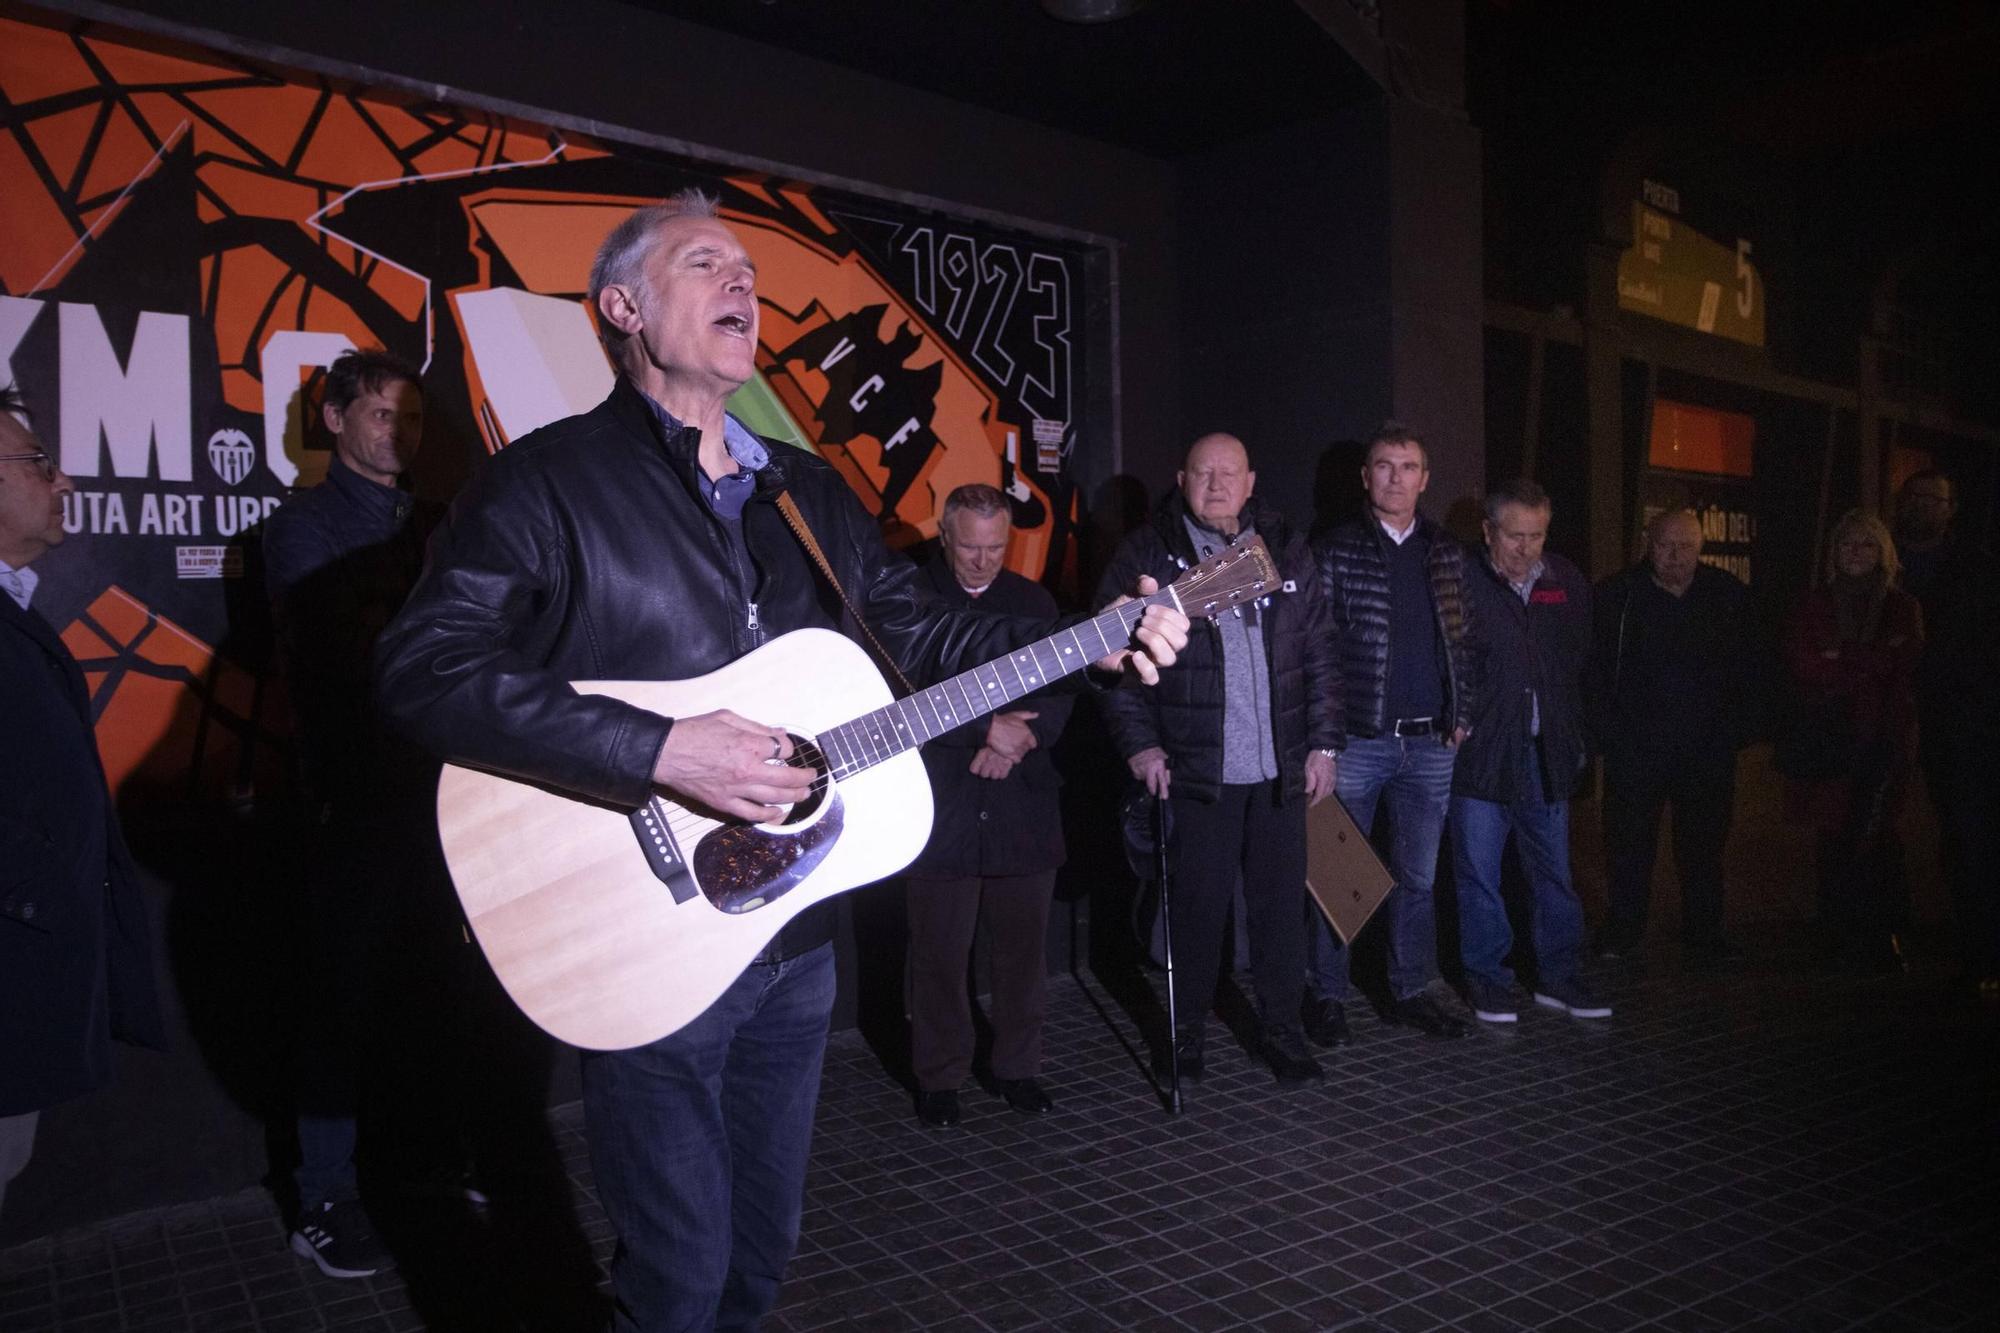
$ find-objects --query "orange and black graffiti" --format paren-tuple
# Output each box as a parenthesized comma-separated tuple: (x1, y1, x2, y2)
(2, 13, 1096, 801)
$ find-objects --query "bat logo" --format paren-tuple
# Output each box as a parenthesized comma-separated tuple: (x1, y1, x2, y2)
(206, 429, 257, 487)
(774, 305, 943, 522)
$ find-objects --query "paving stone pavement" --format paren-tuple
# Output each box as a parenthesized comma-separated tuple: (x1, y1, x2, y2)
(3, 936, 1995, 1332)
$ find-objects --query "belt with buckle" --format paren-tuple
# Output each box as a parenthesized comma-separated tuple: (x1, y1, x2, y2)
(1392, 716, 1440, 737)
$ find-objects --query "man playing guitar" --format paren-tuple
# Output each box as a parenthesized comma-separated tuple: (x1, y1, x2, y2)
(375, 189, 1188, 1333)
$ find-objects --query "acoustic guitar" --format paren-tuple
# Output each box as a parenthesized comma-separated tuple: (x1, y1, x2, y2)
(436, 536, 1278, 1049)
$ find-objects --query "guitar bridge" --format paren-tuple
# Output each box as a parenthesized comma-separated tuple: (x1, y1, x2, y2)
(629, 799, 700, 904)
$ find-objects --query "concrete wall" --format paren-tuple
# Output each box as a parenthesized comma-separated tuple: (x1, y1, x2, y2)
(1176, 106, 1394, 525)
(1175, 93, 1483, 536)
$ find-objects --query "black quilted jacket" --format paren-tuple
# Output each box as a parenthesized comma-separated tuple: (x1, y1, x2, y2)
(1313, 512, 1478, 748)
(1093, 491, 1340, 804)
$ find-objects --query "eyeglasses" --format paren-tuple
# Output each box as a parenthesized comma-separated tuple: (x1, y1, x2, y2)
(0, 451, 57, 482)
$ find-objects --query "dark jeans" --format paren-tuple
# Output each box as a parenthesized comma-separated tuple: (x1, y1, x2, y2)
(906, 870, 1056, 1092)
(1309, 735, 1457, 1002)
(1451, 748, 1584, 990)
(582, 944, 834, 1333)
(1166, 781, 1307, 1036)
(1602, 746, 1736, 947)
(292, 810, 467, 1212)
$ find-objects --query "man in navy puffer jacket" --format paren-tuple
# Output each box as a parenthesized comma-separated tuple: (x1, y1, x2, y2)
(1308, 423, 1478, 1042)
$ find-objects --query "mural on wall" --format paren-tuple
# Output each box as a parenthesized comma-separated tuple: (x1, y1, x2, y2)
(0, 13, 1097, 805)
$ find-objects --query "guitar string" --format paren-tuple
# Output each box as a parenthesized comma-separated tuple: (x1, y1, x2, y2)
(653, 738, 838, 841)
(644, 568, 1250, 836)
(643, 547, 1266, 847)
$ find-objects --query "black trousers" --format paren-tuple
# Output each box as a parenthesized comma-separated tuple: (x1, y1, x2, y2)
(905, 870, 1057, 1092)
(1166, 780, 1307, 1037)
(1602, 747, 1736, 947)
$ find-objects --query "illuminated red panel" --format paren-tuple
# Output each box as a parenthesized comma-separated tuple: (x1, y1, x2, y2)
(1648, 399, 1754, 477)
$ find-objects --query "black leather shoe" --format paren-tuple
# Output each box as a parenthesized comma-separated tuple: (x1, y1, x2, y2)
(916, 1089, 961, 1128)
(1261, 1027, 1325, 1086)
(1390, 992, 1471, 1039)
(995, 1078, 1054, 1116)
(1303, 996, 1353, 1048)
(1150, 1029, 1205, 1083)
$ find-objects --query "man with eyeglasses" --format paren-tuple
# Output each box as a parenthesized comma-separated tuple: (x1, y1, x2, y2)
(2, 382, 166, 1217)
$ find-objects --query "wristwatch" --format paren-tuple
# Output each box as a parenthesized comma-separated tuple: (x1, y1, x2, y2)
(1315, 748, 1340, 760)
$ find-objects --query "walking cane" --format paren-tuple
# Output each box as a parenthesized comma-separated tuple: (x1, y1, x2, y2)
(1154, 793, 1182, 1115)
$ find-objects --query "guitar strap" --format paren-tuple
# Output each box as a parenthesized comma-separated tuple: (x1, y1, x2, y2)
(774, 489, 917, 696)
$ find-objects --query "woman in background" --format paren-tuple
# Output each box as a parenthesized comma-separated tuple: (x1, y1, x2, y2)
(1781, 509, 1924, 973)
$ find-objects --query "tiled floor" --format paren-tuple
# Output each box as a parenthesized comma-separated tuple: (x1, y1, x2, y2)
(4, 933, 1995, 1332)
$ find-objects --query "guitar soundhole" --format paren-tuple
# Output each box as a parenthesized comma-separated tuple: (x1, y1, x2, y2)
(768, 733, 826, 827)
(691, 735, 844, 914)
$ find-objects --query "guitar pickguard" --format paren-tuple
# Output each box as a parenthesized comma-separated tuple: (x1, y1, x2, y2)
(690, 793, 845, 913)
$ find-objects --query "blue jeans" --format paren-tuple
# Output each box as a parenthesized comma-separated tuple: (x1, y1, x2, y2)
(295, 1114, 358, 1211)
(1308, 735, 1457, 1002)
(582, 943, 835, 1333)
(1451, 750, 1584, 990)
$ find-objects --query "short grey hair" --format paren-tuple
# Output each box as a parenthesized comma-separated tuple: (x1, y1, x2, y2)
(588, 187, 722, 350)
(1482, 477, 1549, 524)
(1365, 420, 1428, 468)
(941, 483, 1008, 531)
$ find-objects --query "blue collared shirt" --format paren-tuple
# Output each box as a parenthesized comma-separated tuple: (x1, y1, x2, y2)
(0, 556, 37, 611)
(637, 392, 769, 519)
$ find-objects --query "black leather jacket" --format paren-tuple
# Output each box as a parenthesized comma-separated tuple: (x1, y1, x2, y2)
(1093, 491, 1339, 804)
(374, 378, 1057, 813)
(1314, 512, 1477, 747)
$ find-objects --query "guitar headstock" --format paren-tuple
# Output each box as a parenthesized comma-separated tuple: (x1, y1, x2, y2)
(1169, 534, 1280, 620)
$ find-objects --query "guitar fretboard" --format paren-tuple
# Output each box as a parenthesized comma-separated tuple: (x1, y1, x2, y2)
(814, 589, 1176, 781)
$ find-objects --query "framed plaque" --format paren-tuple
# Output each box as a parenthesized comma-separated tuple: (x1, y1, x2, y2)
(1305, 797, 1395, 945)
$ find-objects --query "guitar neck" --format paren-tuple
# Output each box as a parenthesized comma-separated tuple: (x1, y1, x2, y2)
(814, 589, 1180, 781)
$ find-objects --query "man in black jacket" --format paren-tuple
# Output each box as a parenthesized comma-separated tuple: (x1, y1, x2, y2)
(1096, 433, 1338, 1088)
(1591, 509, 1757, 962)
(905, 485, 1073, 1129)
(1309, 423, 1479, 1041)
(1450, 480, 1609, 1024)
(373, 191, 1185, 1332)
(2, 383, 165, 1217)
(264, 348, 437, 1279)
